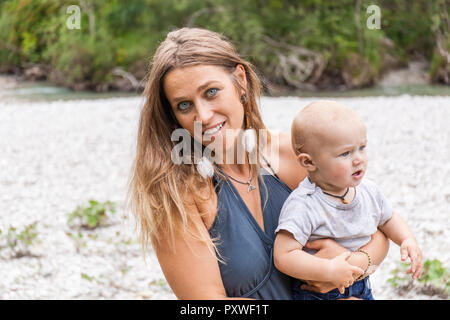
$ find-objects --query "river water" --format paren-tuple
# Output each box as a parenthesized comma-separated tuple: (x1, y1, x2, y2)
(1, 75, 450, 102)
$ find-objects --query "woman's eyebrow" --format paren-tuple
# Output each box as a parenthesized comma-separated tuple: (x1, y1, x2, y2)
(197, 80, 218, 93)
(171, 80, 219, 103)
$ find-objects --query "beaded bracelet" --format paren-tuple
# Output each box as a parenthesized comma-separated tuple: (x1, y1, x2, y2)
(355, 249, 371, 281)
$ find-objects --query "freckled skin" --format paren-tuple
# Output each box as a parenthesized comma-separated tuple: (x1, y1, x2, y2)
(163, 65, 246, 158)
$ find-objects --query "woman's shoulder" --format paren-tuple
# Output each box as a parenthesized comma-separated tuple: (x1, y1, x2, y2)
(266, 131, 307, 190)
(277, 131, 293, 154)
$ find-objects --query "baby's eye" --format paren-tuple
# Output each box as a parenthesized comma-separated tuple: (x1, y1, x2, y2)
(177, 101, 192, 112)
(359, 145, 366, 151)
(340, 151, 350, 157)
(206, 88, 218, 97)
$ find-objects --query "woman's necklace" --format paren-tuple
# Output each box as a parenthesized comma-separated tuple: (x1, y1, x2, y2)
(220, 167, 256, 192)
(322, 188, 350, 204)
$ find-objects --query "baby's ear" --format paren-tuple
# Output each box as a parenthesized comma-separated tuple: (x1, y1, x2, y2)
(297, 153, 316, 171)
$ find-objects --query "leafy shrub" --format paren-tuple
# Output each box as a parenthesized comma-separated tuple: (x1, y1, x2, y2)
(0, 222, 40, 258)
(388, 258, 450, 298)
(0, 0, 447, 89)
(67, 200, 117, 229)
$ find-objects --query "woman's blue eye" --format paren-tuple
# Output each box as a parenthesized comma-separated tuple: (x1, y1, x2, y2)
(177, 101, 191, 111)
(206, 88, 218, 97)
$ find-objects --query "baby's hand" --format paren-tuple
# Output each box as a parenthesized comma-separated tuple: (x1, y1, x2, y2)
(400, 238, 423, 280)
(328, 251, 365, 294)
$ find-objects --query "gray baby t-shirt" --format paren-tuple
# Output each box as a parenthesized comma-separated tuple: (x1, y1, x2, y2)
(275, 177, 393, 252)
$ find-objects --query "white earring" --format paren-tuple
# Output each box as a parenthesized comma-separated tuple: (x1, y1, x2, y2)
(244, 128, 256, 154)
(243, 111, 256, 154)
(196, 156, 214, 179)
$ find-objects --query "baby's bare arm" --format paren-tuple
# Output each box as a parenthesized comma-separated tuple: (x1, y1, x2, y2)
(274, 230, 331, 281)
(379, 212, 423, 279)
(274, 230, 363, 292)
(379, 212, 415, 245)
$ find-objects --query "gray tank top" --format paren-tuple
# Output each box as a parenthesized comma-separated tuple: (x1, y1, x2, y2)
(209, 166, 293, 299)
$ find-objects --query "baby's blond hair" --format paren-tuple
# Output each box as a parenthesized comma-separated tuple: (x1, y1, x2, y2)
(291, 100, 362, 156)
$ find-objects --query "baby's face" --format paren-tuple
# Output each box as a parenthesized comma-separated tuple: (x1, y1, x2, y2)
(311, 119, 368, 191)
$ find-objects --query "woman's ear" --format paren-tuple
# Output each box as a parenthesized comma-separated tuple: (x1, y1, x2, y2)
(297, 153, 316, 171)
(233, 64, 247, 91)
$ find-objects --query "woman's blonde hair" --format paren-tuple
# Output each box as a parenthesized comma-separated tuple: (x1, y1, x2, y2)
(127, 27, 269, 258)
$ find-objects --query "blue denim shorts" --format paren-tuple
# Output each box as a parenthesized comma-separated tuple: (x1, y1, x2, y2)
(292, 277, 374, 300)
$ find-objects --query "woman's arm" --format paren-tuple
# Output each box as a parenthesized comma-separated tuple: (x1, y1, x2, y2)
(154, 210, 226, 299)
(358, 228, 390, 268)
(154, 195, 249, 300)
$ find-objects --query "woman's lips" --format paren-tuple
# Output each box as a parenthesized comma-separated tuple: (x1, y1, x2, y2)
(202, 121, 226, 140)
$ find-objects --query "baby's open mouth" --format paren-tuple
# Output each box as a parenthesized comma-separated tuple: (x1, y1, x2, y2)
(352, 169, 363, 177)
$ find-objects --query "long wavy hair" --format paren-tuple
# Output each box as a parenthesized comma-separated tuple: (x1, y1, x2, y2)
(127, 27, 269, 258)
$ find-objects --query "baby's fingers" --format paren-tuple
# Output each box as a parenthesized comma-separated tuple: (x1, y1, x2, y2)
(351, 265, 365, 277)
(413, 264, 423, 280)
(400, 245, 409, 262)
(411, 255, 423, 280)
(405, 252, 423, 280)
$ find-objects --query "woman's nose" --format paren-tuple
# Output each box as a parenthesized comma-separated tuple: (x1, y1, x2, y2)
(194, 100, 213, 123)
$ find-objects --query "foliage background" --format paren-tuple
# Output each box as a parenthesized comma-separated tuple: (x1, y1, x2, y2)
(0, 0, 449, 92)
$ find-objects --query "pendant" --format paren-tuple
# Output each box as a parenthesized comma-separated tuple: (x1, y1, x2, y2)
(342, 199, 348, 204)
(247, 183, 257, 192)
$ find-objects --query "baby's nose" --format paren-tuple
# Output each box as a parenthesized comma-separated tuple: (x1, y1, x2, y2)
(353, 154, 363, 165)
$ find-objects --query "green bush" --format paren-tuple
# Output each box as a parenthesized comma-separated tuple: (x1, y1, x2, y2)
(0, 222, 40, 258)
(388, 258, 450, 298)
(67, 200, 117, 229)
(0, 0, 447, 90)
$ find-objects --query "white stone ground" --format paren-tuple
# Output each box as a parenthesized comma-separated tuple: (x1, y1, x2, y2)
(0, 94, 448, 299)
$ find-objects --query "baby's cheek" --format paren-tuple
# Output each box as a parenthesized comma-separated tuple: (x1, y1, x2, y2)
(333, 163, 351, 179)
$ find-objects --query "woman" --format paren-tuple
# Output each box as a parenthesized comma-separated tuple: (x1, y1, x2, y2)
(127, 27, 389, 299)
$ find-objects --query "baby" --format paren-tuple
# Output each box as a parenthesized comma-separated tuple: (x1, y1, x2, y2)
(274, 100, 422, 300)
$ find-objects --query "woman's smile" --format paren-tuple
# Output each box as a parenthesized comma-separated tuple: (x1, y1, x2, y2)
(202, 120, 226, 140)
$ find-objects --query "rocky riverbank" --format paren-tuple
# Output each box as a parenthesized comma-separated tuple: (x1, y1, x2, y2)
(0, 95, 448, 299)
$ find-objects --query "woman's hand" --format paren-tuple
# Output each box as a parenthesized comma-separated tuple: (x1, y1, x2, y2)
(304, 238, 347, 259)
(299, 280, 337, 294)
(300, 239, 347, 293)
